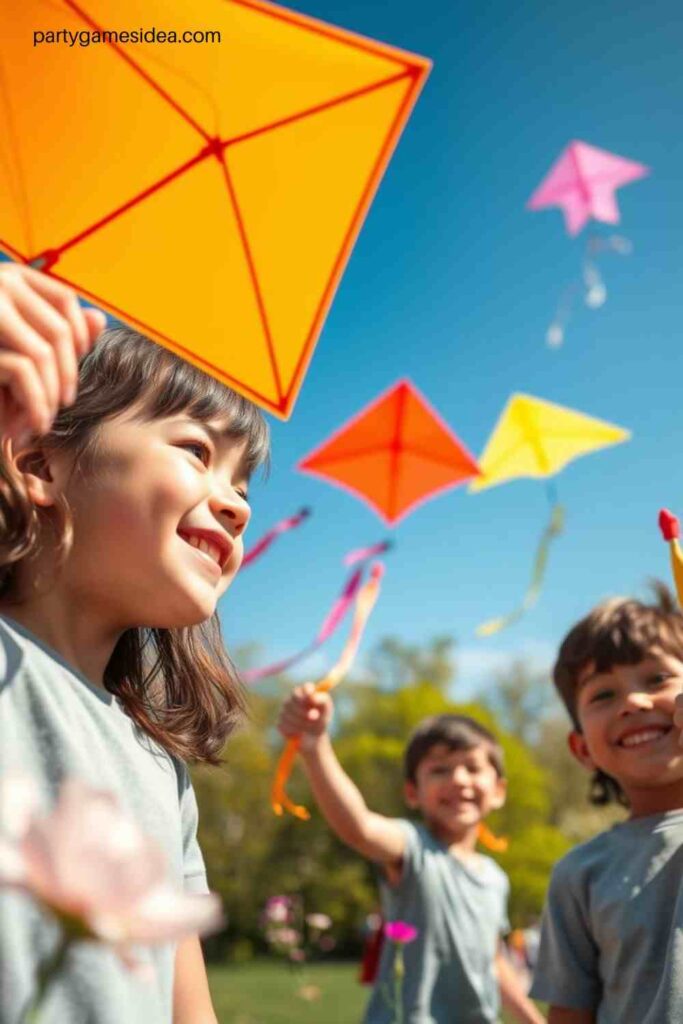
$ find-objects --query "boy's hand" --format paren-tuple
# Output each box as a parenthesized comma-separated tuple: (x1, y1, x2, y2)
(0, 264, 106, 441)
(278, 683, 333, 751)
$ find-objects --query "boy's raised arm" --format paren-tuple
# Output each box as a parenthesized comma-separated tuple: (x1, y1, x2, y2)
(278, 684, 406, 866)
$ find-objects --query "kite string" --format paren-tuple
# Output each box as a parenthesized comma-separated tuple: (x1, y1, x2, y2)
(271, 562, 384, 820)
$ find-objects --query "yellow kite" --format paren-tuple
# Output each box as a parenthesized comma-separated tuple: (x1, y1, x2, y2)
(0, 0, 430, 418)
(470, 394, 630, 634)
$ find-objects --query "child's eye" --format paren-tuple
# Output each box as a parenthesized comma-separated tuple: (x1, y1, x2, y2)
(180, 440, 211, 464)
(235, 487, 250, 504)
(650, 672, 672, 686)
(589, 689, 613, 704)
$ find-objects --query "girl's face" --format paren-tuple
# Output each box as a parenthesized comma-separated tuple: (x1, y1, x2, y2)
(47, 409, 252, 629)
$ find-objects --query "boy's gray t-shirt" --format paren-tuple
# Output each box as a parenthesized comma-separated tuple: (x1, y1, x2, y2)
(0, 615, 209, 1024)
(530, 810, 683, 1022)
(363, 819, 510, 1024)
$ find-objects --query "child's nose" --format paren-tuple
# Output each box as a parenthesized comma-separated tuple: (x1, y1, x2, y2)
(210, 489, 251, 537)
(620, 690, 653, 713)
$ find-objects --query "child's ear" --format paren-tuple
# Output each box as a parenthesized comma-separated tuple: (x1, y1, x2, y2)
(568, 729, 596, 771)
(403, 779, 420, 810)
(12, 444, 61, 509)
(489, 776, 507, 812)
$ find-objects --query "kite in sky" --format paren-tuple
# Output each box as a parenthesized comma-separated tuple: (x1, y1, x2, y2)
(527, 140, 649, 348)
(0, 0, 430, 418)
(298, 380, 480, 524)
(470, 393, 630, 634)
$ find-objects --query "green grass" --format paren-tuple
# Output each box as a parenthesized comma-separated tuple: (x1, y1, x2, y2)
(208, 961, 368, 1024)
(208, 960, 536, 1023)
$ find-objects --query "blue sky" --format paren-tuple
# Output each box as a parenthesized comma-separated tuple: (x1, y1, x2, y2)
(6, 1, 681, 699)
(221, 0, 683, 697)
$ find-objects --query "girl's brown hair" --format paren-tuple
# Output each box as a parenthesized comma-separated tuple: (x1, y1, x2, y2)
(0, 326, 270, 765)
(553, 581, 683, 805)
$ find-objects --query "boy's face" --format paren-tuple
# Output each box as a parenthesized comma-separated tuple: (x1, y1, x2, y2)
(404, 742, 506, 842)
(569, 650, 683, 810)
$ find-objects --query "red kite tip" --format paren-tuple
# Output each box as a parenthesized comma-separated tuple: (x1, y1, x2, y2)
(659, 508, 679, 542)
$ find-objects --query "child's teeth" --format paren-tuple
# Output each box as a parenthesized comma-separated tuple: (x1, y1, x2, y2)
(185, 535, 220, 564)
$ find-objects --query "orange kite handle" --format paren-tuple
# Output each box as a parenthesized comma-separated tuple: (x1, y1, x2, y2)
(271, 563, 384, 818)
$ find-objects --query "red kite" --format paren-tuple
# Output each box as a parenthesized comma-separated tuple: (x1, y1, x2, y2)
(298, 380, 480, 524)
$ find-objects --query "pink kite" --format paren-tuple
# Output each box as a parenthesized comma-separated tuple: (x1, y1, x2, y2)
(527, 140, 649, 236)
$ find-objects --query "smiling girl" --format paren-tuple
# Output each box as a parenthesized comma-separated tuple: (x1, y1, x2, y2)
(0, 263, 269, 1023)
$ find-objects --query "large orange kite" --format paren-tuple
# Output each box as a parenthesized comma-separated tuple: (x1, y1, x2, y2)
(0, 0, 430, 418)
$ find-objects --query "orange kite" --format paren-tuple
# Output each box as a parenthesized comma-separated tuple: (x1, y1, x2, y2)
(0, 0, 430, 418)
(298, 380, 481, 523)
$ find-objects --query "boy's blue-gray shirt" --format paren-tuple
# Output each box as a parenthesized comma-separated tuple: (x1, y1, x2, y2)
(363, 819, 510, 1024)
(0, 614, 208, 1024)
(531, 809, 683, 1022)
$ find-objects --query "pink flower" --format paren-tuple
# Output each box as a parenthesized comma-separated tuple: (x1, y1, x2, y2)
(305, 912, 332, 931)
(263, 895, 292, 924)
(0, 776, 223, 962)
(384, 921, 419, 945)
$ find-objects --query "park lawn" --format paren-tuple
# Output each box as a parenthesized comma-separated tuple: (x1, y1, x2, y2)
(208, 961, 540, 1023)
(208, 960, 367, 1023)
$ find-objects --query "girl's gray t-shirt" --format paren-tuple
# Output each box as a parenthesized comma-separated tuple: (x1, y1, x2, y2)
(531, 809, 683, 1022)
(364, 820, 510, 1024)
(0, 614, 209, 1024)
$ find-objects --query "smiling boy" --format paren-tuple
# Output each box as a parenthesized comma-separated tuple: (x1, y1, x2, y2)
(278, 687, 544, 1024)
(530, 585, 683, 1023)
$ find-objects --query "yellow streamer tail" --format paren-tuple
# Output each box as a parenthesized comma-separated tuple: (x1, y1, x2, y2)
(476, 505, 564, 637)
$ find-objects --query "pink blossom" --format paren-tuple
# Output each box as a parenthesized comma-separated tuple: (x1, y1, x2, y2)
(0, 777, 223, 961)
(305, 912, 332, 931)
(263, 895, 292, 923)
(384, 920, 419, 944)
(267, 926, 300, 948)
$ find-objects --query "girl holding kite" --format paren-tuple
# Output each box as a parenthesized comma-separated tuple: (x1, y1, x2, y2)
(0, 263, 269, 1023)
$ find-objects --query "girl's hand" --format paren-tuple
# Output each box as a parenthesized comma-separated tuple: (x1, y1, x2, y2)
(0, 263, 106, 440)
(277, 683, 333, 749)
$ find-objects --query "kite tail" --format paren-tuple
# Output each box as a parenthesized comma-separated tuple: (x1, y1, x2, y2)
(244, 541, 390, 683)
(476, 504, 564, 637)
(477, 823, 509, 852)
(271, 563, 385, 820)
(241, 507, 311, 568)
(546, 232, 632, 349)
(658, 509, 683, 607)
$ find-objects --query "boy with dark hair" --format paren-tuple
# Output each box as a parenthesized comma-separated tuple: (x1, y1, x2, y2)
(278, 687, 544, 1024)
(530, 583, 683, 1023)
